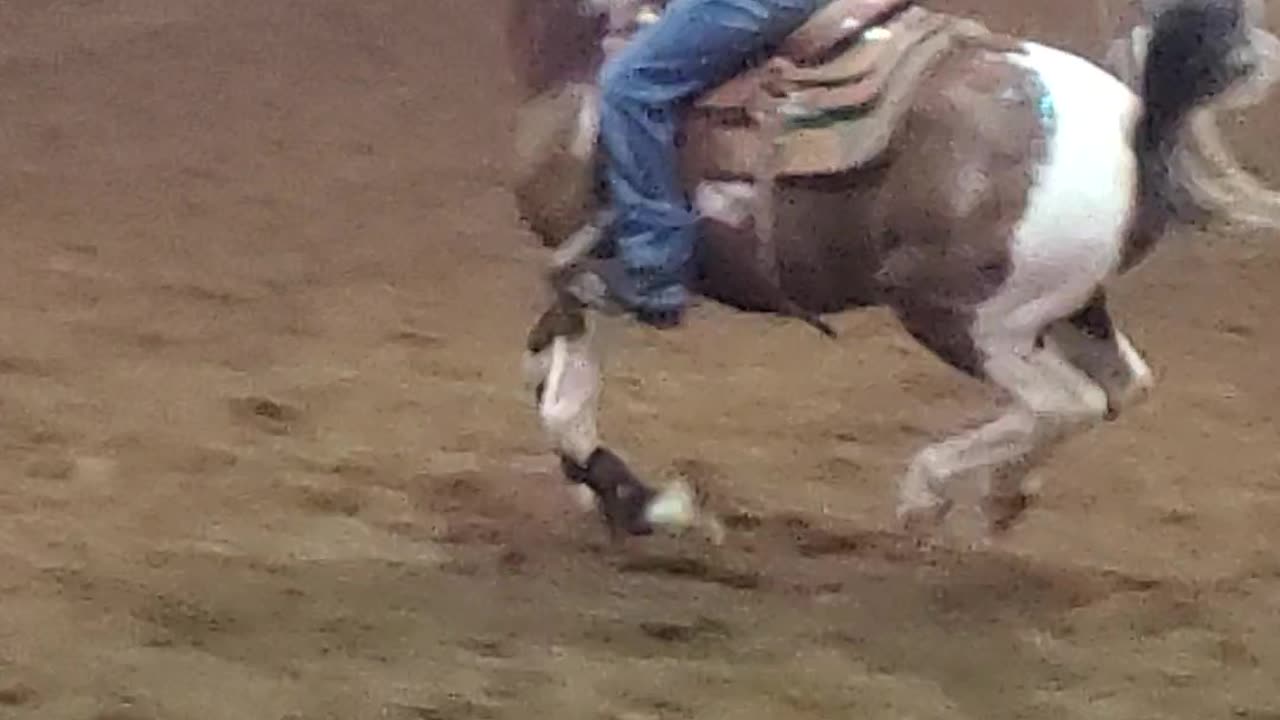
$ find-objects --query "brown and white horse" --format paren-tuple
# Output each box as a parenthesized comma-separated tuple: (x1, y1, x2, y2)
(509, 0, 1280, 541)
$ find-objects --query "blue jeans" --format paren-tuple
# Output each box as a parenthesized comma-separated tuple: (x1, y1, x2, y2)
(598, 0, 822, 316)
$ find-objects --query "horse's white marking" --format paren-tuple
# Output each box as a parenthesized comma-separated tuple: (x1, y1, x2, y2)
(985, 43, 1139, 340)
(645, 478, 724, 545)
(644, 479, 697, 528)
(521, 347, 552, 389)
(1115, 331, 1155, 395)
(570, 86, 602, 160)
(525, 314, 721, 540)
(952, 164, 992, 219)
(898, 409, 1036, 515)
(693, 181, 756, 228)
(535, 322, 603, 465)
(1064, 327, 1157, 417)
(899, 43, 1143, 528)
(523, 317, 606, 516)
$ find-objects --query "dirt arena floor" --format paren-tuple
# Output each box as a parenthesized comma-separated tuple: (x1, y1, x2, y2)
(1, 1, 1279, 718)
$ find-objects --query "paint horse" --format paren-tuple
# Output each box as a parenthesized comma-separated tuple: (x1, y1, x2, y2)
(509, 0, 1275, 540)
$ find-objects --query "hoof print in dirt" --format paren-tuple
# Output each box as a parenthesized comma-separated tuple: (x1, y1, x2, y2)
(0, 683, 38, 707)
(617, 554, 761, 590)
(228, 395, 302, 435)
(638, 616, 731, 645)
(382, 695, 496, 720)
(91, 705, 157, 720)
(388, 327, 446, 349)
(721, 510, 764, 532)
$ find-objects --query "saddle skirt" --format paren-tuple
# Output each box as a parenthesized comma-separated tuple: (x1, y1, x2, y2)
(609, 0, 1018, 179)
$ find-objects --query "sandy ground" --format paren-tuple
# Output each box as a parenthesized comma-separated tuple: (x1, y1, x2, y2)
(1, 1, 1279, 718)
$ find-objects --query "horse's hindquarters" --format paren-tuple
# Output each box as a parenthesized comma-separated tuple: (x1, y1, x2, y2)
(993, 43, 1139, 308)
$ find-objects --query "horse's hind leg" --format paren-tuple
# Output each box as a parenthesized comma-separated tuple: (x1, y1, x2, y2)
(973, 335, 1114, 534)
(965, 294, 1160, 531)
(522, 297, 709, 540)
(894, 309, 1112, 536)
(1048, 291, 1157, 418)
(978, 308, 1157, 533)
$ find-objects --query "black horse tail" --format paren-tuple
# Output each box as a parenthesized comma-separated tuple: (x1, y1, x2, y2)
(1126, 0, 1255, 267)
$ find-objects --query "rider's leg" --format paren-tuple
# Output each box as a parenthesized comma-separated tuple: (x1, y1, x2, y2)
(593, 0, 822, 326)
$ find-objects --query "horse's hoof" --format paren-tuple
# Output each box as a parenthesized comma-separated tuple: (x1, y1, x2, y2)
(643, 478, 726, 546)
(644, 479, 697, 528)
(602, 481, 656, 538)
(559, 450, 655, 539)
(896, 497, 954, 541)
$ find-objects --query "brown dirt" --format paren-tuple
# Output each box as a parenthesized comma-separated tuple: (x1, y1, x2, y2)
(1, 1, 1279, 718)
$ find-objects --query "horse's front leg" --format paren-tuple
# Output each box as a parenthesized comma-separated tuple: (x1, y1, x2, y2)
(522, 296, 709, 540)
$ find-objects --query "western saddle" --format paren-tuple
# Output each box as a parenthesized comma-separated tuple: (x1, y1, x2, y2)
(605, 0, 1013, 178)
(591, 0, 1015, 323)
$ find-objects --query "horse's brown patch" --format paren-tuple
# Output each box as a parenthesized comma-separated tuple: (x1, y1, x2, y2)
(509, 1, 1051, 375)
(695, 46, 1047, 372)
(868, 48, 1049, 372)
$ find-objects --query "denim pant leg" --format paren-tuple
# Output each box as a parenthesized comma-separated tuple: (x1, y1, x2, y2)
(598, 0, 821, 313)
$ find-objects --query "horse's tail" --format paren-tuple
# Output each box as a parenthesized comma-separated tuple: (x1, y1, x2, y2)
(1129, 0, 1253, 253)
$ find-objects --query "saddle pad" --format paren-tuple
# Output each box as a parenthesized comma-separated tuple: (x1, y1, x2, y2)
(685, 14, 1002, 178)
